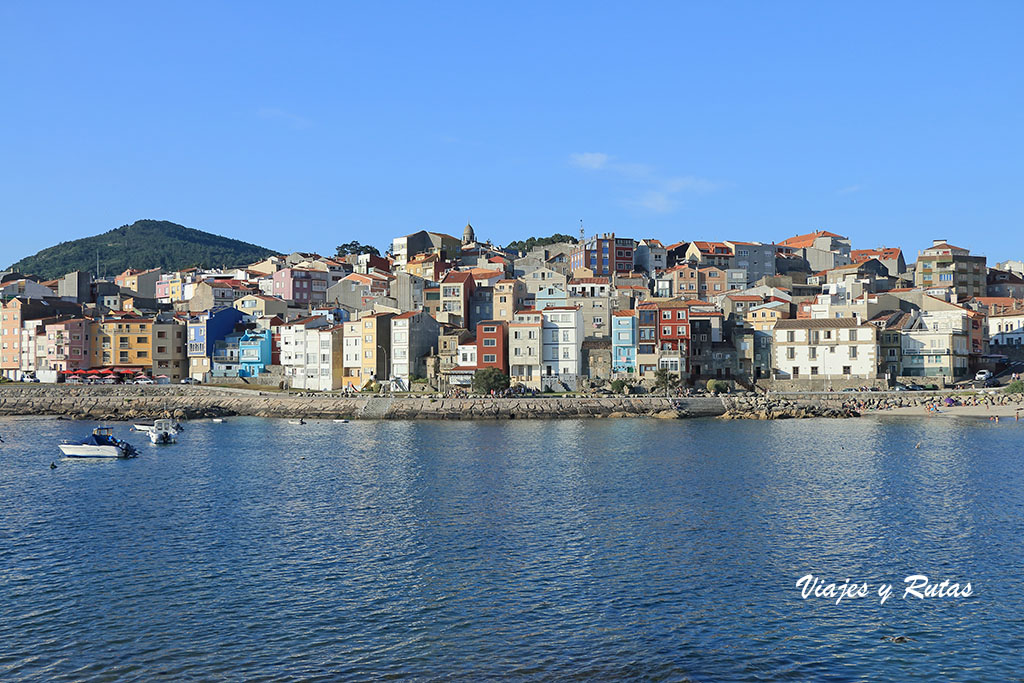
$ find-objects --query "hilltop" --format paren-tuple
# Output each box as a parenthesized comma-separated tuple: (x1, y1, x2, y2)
(6, 220, 278, 279)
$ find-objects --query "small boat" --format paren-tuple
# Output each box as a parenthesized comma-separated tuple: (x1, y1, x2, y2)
(333, 419, 349, 423)
(288, 419, 307, 425)
(211, 418, 224, 423)
(59, 427, 137, 459)
(148, 419, 179, 445)
(134, 420, 184, 433)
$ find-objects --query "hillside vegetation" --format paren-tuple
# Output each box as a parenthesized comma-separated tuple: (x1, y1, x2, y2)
(7, 220, 277, 279)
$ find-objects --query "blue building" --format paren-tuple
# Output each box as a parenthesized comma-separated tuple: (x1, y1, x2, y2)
(239, 328, 273, 377)
(186, 307, 244, 381)
(534, 284, 568, 310)
(612, 310, 637, 374)
(211, 331, 245, 378)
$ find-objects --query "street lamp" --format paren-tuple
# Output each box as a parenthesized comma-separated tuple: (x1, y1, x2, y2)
(377, 344, 389, 392)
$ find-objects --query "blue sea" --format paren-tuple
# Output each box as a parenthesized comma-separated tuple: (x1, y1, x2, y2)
(1, 416, 1022, 680)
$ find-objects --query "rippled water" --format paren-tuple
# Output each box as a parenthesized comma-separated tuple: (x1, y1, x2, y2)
(1, 415, 1022, 680)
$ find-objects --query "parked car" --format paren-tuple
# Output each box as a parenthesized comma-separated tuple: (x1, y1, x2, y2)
(906, 384, 925, 391)
(134, 377, 155, 385)
(975, 370, 993, 381)
(983, 377, 1000, 388)
(101, 377, 117, 384)
(893, 384, 909, 391)
(180, 378, 199, 385)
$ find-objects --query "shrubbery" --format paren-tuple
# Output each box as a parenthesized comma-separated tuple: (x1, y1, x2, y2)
(472, 368, 510, 394)
(1005, 380, 1024, 394)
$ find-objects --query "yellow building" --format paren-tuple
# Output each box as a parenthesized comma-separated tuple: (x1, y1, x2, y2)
(358, 312, 394, 384)
(89, 314, 154, 372)
(234, 293, 289, 320)
(744, 302, 790, 331)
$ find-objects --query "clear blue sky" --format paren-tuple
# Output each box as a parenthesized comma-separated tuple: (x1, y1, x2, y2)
(2, 2, 1022, 264)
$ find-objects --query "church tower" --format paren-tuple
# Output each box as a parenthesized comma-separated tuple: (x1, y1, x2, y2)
(462, 222, 475, 245)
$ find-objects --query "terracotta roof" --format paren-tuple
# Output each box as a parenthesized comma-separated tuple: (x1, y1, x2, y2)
(778, 230, 846, 249)
(612, 309, 636, 316)
(570, 277, 610, 285)
(443, 270, 473, 283)
(851, 247, 902, 262)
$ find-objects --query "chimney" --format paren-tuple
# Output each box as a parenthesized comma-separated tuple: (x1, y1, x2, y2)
(932, 239, 946, 247)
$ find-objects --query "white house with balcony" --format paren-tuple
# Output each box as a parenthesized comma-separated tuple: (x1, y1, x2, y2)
(541, 305, 584, 389)
(773, 318, 878, 380)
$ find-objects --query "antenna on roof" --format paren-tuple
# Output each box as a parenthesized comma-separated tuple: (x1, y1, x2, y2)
(579, 219, 584, 243)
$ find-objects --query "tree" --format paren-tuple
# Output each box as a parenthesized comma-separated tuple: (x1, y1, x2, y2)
(335, 241, 380, 258)
(653, 368, 678, 395)
(706, 379, 730, 394)
(472, 368, 511, 394)
(610, 378, 629, 394)
(505, 233, 578, 253)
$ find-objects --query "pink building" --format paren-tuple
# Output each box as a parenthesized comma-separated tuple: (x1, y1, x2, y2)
(45, 318, 91, 371)
(272, 268, 329, 305)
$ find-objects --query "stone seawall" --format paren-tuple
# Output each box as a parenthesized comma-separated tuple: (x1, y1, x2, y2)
(0, 385, 729, 421)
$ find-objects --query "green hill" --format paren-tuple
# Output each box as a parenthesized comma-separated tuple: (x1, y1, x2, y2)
(7, 220, 279, 280)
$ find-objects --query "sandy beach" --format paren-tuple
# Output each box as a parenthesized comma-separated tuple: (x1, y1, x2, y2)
(868, 400, 1024, 420)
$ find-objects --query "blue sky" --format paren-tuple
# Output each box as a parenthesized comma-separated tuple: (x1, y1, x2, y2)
(2, 2, 1022, 264)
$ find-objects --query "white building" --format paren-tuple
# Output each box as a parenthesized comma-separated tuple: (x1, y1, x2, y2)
(341, 320, 363, 390)
(541, 305, 584, 389)
(773, 318, 878, 381)
(633, 239, 667, 274)
(989, 309, 1024, 348)
(390, 310, 440, 387)
(901, 310, 970, 380)
(280, 316, 334, 390)
(509, 310, 543, 388)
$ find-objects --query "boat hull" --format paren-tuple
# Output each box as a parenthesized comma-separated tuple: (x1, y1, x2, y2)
(59, 444, 128, 458)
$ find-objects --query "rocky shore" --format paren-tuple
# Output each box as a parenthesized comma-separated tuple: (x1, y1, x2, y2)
(3, 384, 1012, 422)
(0, 385, 725, 421)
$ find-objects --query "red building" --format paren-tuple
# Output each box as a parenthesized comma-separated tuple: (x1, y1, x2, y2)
(475, 320, 509, 374)
(570, 233, 635, 276)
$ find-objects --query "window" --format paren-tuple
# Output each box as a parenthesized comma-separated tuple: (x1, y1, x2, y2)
(849, 346, 858, 359)
(787, 347, 795, 360)
(810, 366, 818, 375)
(677, 326, 685, 335)
(849, 329, 858, 341)
(663, 326, 671, 336)
(787, 331, 795, 342)
(562, 348, 569, 359)
(483, 338, 496, 347)
(483, 354, 496, 363)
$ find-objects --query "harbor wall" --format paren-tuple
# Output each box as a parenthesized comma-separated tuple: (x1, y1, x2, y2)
(0, 385, 727, 421)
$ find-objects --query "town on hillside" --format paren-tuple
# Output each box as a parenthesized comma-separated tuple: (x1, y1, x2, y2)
(2, 225, 1024, 394)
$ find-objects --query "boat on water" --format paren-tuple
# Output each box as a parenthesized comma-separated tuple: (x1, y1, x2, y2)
(59, 427, 138, 459)
(288, 419, 307, 425)
(211, 418, 224, 423)
(134, 420, 184, 433)
(147, 419, 179, 445)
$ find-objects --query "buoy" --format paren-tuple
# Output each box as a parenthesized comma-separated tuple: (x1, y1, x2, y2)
(50, 462, 57, 469)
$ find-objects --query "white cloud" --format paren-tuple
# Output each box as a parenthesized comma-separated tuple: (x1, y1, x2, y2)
(623, 191, 678, 214)
(568, 152, 610, 170)
(257, 107, 311, 130)
(569, 152, 721, 213)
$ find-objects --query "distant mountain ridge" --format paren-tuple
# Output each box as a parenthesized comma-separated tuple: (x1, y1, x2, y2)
(7, 220, 278, 280)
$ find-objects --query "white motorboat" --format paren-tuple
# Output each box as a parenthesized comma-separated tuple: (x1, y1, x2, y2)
(333, 419, 349, 423)
(148, 419, 179, 445)
(211, 418, 224, 423)
(288, 419, 307, 425)
(59, 427, 138, 459)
